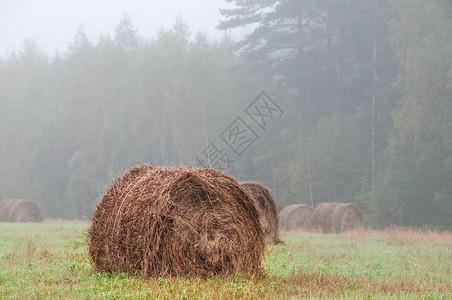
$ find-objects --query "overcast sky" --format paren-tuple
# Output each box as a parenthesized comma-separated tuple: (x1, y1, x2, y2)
(0, 0, 237, 55)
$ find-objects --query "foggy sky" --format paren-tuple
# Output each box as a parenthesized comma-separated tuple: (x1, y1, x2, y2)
(0, 0, 234, 55)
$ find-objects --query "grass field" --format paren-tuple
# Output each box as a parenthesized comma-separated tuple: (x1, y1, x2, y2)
(0, 223, 451, 299)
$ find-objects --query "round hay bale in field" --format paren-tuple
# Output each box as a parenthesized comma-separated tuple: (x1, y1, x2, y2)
(332, 203, 364, 233)
(240, 181, 282, 244)
(0, 199, 44, 223)
(278, 204, 313, 232)
(88, 164, 265, 278)
(311, 202, 341, 233)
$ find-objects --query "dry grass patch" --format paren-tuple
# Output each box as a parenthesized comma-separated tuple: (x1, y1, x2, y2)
(379, 227, 452, 245)
(345, 227, 452, 245)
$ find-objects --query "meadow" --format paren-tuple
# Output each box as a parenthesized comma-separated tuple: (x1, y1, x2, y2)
(0, 223, 451, 299)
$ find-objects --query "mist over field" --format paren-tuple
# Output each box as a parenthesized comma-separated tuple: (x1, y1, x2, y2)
(0, 0, 451, 230)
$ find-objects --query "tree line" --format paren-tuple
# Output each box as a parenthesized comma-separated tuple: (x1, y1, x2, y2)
(0, 0, 451, 228)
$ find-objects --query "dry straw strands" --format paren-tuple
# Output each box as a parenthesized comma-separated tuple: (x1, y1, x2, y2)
(0, 199, 44, 223)
(88, 164, 265, 278)
(312, 202, 340, 233)
(332, 202, 364, 233)
(312, 202, 363, 233)
(240, 181, 282, 244)
(278, 204, 314, 232)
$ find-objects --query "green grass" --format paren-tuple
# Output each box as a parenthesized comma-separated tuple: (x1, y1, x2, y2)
(0, 223, 451, 299)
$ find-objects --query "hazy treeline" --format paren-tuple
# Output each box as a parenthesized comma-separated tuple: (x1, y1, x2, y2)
(0, 17, 239, 218)
(0, 0, 451, 228)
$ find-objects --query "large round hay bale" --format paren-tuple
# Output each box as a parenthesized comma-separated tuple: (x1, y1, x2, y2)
(240, 181, 282, 244)
(278, 204, 313, 231)
(311, 202, 341, 233)
(332, 203, 364, 233)
(88, 164, 265, 278)
(0, 199, 44, 223)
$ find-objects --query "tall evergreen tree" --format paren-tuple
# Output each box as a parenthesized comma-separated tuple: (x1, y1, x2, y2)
(219, 0, 398, 212)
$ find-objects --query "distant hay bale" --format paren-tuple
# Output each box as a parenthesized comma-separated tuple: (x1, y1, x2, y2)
(240, 181, 282, 244)
(312, 202, 364, 234)
(311, 202, 341, 233)
(88, 164, 265, 278)
(278, 204, 313, 232)
(0, 199, 44, 223)
(332, 203, 364, 233)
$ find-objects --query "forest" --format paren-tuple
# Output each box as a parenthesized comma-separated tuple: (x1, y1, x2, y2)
(0, 0, 451, 229)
